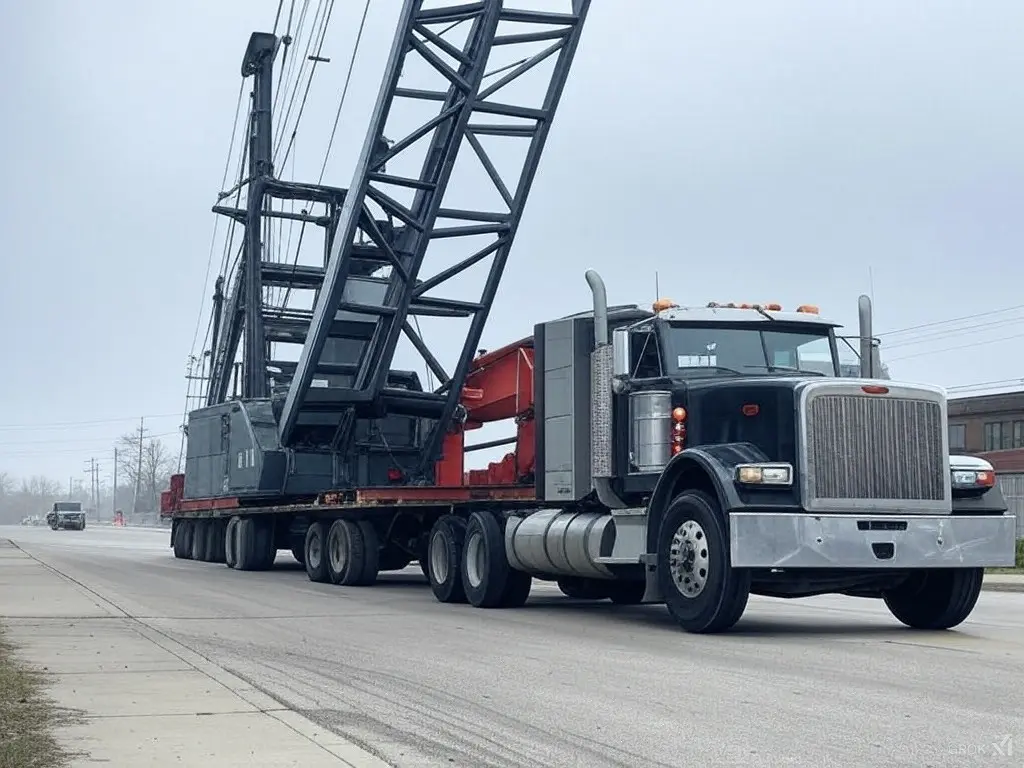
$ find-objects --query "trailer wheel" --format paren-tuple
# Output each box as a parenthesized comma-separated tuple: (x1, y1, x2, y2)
(236, 517, 274, 571)
(882, 568, 983, 630)
(657, 490, 750, 634)
(304, 521, 330, 583)
(173, 519, 192, 559)
(224, 517, 239, 568)
(190, 520, 207, 561)
(201, 521, 218, 562)
(607, 579, 646, 605)
(462, 511, 516, 609)
(211, 520, 227, 563)
(290, 542, 305, 567)
(356, 521, 380, 586)
(325, 520, 370, 586)
(426, 516, 467, 604)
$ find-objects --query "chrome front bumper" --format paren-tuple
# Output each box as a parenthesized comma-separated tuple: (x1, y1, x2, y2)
(729, 512, 1017, 569)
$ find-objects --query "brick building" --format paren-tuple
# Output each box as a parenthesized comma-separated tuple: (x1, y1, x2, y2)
(947, 389, 1024, 472)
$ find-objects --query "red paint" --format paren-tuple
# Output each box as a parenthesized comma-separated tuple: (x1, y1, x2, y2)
(434, 337, 536, 489)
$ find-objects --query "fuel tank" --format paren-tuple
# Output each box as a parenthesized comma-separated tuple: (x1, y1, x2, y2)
(505, 509, 615, 580)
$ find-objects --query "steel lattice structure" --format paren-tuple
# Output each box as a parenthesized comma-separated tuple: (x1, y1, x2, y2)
(205, 0, 590, 481)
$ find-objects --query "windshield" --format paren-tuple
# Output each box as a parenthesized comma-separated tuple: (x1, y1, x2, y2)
(658, 323, 839, 378)
(53, 502, 82, 512)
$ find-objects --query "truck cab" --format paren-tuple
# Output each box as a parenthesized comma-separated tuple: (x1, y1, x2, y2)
(48, 502, 86, 531)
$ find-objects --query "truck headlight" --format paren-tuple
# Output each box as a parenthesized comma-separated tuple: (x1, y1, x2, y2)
(735, 463, 793, 486)
(949, 455, 997, 490)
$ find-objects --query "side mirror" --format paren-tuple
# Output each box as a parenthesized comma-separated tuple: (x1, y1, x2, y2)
(612, 328, 629, 376)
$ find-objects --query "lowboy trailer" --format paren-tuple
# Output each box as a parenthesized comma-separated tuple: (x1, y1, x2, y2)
(163, 1, 1016, 633)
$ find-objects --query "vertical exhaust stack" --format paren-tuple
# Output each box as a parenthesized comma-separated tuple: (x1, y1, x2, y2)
(858, 294, 874, 379)
(584, 270, 626, 509)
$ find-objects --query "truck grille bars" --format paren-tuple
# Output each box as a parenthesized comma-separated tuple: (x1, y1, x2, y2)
(277, 0, 591, 476)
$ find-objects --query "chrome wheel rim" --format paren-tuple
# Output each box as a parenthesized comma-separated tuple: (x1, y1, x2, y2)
(669, 520, 709, 598)
(464, 530, 485, 588)
(429, 530, 448, 584)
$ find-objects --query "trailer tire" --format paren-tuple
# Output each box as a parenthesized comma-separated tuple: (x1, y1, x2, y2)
(426, 516, 467, 604)
(304, 522, 330, 583)
(462, 511, 515, 609)
(236, 518, 274, 571)
(190, 520, 207, 561)
(291, 543, 305, 567)
(326, 520, 369, 586)
(356, 521, 380, 586)
(211, 520, 227, 563)
(173, 519, 192, 559)
(608, 579, 646, 605)
(202, 521, 219, 562)
(882, 568, 983, 630)
(224, 517, 239, 569)
(657, 490, 750, 634)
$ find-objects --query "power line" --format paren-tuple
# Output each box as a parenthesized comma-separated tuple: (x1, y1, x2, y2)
(882, 314, 1024, 349)
(878, 304, 1024, 338)
(0, 414, 181, 432)
(885, 331, 1024, 362)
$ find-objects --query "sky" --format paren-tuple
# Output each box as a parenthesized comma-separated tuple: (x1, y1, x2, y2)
(1, 0, 1022, 486)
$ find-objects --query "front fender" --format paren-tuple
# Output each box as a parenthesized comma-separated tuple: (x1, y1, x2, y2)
(644, 442, 773, 553)
(952, 483, 1010, 515)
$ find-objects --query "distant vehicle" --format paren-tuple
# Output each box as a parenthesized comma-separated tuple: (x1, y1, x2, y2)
(47, 502, 86, 531)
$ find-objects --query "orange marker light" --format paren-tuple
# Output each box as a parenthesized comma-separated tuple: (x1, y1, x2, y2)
(741, 404, 759, 417)
(653, 298, 677, 312)
(861, 385, 889, 395)
(976, 470, 996, 487)
(796, 304, 820, 314)
(672, 407, 687, 422)
(764, 303, 782, 311)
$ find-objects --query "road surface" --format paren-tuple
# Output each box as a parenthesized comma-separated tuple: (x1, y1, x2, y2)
(3, 524, 1022, 767)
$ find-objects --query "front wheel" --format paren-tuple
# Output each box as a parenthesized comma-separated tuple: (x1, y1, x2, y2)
(882, 568, 983, 630)
(657, 490, 750, 634)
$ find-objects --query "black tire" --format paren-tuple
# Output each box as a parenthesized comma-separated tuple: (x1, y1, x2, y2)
(500, 568, 533, 608)
(291, 542, 305, 567)
(882, 568, 983, 630)
(557, 577, 610, 600)
(190, 520, 206, 561)
(356, 521, 380, 586)
(325, 519, 370, 586)
(201, 521, 218, 562)
(608, 579, 646, 605)
(173, 520, 192, 559)
(418, 558, 430, 581)
(304, 521, 330, 583)
(657, 490, 750, 634)
(224, 517, 239, 569)
(426, 516, 468, 604)
(210, 520, 227, 563)
(236, 518, 274, 571)
(461, 511, 515, 608)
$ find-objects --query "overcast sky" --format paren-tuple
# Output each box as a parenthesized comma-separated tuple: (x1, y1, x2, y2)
(1, 0, 1022, 486)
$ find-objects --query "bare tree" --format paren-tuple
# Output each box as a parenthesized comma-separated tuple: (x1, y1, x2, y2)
(117, 433, 175, 515)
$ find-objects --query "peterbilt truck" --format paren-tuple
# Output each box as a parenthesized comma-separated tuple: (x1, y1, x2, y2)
(163, 1, 1015, 634)
(165, 270, 1016, 634)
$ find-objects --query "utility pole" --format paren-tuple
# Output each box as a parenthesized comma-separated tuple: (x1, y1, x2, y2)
(131, 417, 145, 517)
(113, 447, 118, 517)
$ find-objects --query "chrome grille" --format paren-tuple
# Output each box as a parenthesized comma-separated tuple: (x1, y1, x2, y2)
(804, 392, 945, 503)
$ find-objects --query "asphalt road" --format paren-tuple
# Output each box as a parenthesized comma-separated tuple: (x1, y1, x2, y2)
(3, 524, 1023, 768)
